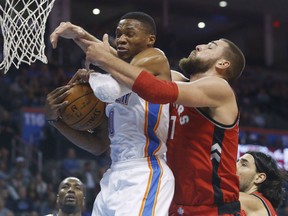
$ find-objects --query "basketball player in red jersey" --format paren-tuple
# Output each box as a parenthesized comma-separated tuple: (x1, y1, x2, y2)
(76, 37, 245, 215)
(237, 151, 288, 216)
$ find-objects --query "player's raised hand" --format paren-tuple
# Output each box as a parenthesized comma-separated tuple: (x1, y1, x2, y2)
(50, 22, 85, 49)
(80, 34, 111, 70)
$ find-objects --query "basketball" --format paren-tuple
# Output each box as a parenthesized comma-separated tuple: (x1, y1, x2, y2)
(60, 83, 106, 131)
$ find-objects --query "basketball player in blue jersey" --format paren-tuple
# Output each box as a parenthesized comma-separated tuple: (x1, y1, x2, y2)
(45, 177, 85, 216)
(46, 12, 174, 216)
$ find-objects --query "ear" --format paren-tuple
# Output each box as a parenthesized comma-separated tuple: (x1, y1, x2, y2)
(147, 34, 156, 47)
(255, 172, 267, 184)
(216, 59, 230, 70)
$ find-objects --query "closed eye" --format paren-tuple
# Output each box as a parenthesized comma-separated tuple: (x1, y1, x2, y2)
(208, 41, 217, 49)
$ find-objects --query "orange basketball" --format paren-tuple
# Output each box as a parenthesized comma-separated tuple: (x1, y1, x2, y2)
(60, 83, 105, 131)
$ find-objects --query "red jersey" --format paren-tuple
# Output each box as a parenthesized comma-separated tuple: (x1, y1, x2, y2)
(167, 105, 240, 215)
(240, 192, 278, 216)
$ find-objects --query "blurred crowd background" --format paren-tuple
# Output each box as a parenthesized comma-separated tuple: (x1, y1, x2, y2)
(0, 0, 288, 215)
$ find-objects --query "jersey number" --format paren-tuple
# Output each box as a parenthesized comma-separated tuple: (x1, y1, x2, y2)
(170, 115, 189, 140)
(170, 116, 176, 140)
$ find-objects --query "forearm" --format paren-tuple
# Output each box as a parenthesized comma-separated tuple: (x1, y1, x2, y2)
(50, 119, 109, 155)
(92, 52, 178, 104)
(73, 31, 98, 52)
(89, 73, 131, 103)
(94, 51, 142, 88)
(132, 71, 178, 104)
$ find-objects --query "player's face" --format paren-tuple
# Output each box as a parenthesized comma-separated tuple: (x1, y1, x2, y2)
(57, 178, 84, 214)
(236, 154, 257, 193)
(115, 19, 154, 62)
(179, 40, 227, 77)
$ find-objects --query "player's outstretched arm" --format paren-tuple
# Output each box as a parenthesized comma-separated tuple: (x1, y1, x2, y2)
(50, 22, 117, 55)
(81, 34, 170, 85)
(80, 35, 235, 109)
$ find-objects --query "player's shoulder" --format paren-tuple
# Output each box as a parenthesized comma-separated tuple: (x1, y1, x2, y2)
(239, 192, 265, 213)
(133, 47, 167, 59)
(149, 47, 166, 56)
(131, 47, 170, 79)
(131, 47, 169, 70)
(196, 76, 231, 88)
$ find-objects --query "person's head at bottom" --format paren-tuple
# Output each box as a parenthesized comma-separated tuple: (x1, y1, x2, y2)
(57, 177, 85, 216)
(237, 151, 288, 209)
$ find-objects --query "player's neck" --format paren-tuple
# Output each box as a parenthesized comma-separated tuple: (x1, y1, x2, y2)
(190, 70, 221, 81)
(245, 186, 258, 195)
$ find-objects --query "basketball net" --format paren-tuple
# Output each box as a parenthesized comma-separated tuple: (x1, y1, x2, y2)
(0, 0, 56, 74)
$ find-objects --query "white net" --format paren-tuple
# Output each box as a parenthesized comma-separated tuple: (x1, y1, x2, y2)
(0, 0, 56, 74)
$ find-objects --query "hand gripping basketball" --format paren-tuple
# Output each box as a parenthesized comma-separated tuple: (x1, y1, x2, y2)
(60, 83, 105, 131)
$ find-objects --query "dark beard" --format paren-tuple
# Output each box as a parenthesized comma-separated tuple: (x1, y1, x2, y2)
(179, 57, 215, 77)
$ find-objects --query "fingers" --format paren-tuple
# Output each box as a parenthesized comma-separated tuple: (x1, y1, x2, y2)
(50, 22, 66, 49)
(76, 28, 85, 37)
(50, 22, 85, 49)
(79, 38, 93, 47)
(68, 69, 90, 84)
(46, 85, 71, 120)
(102, 34, 110, 51)
(48, 85, 71, 102)
(50, 32, 58, 49)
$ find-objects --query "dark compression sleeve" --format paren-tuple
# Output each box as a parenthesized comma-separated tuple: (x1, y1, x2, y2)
(132, 70, 179, 104)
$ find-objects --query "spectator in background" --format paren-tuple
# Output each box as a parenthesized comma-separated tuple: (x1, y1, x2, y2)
(0, 176, 19, 207)
(39, 191, 57, 215)
(12, 186, 34, 216)
(80, 161, 100, 212)
(10, 172, 28, 192)
(9, 157, 31, 185)
(61, 148, 81, 179)
(251, 107, 266, 128)
(0, 196, 13, 216)
(0, 161, 10, 180)
(34, 173, 48, 200)
(0, 108, 18, 162)
(0, 148, 10, 166)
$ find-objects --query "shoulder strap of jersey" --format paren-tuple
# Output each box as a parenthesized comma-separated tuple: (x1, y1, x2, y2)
(251, 192, 274, 216)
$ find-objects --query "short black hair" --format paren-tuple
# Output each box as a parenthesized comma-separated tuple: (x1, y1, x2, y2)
(120, 11, 156, 35)
(220, 38, 245, 82)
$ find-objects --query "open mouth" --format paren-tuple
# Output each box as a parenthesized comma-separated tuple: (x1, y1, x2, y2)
(117, 47, 128, 53)
(65, 195, 76, 202)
